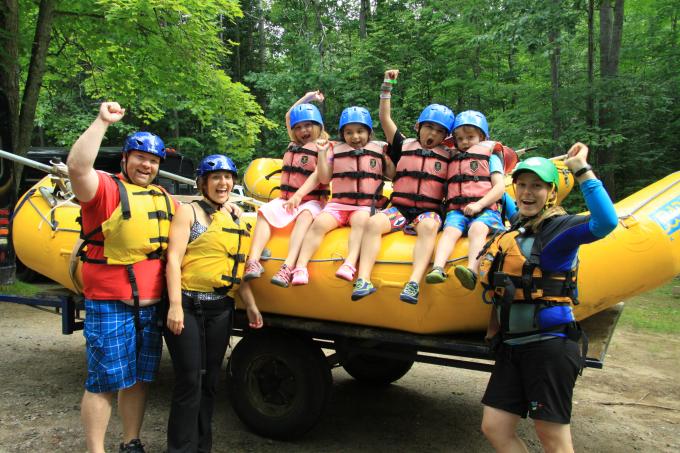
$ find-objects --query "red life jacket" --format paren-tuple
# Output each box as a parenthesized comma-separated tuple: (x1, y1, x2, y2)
(390, 138, 451, 210)
(279, 142, 330, 202)
(446, 140, 503, 211)
(330, 141, 387, 206)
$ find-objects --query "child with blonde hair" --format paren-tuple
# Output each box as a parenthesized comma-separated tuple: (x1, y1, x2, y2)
(244, 91, 330, 287)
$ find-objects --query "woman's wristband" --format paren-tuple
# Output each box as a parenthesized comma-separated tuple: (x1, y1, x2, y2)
(573, 164, 593, 178)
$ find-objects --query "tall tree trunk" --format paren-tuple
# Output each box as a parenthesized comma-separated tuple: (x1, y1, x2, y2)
(598, 0, 625, 196)
(549, 0, 562, 144)
(0, 0, 20, 154)
(586, 0, 595, 128)
(257, 0, 265, 70)
(359, 0, 370, 38)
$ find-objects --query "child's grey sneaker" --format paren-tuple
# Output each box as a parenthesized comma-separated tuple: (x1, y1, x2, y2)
(399, 281, 419, 304)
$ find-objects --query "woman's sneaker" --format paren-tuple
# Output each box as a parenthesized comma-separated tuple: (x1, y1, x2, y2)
(454, 265, 477, 290)
(399, 281, 420, 304)
(291, 267, 309, 286)
(351, 278, 376, 301)
(425, 266, 447, 284)
(119, 439, 145, 453)
(270, 264, 293, 288)
(335, 263, 356, 282)
(243, 259, 264, 281)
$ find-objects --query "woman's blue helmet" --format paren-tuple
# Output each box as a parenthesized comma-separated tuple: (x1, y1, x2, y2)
(197, 154, 238, 177)
(338, 106, 373, 133)
(290, 103, 324, 128)
(417, 104, 455, 133)
(453, 110, 489, 139)
(122, 132, 166, 160)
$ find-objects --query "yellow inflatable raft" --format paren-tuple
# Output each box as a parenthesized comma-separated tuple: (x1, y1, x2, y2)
(12, 169, 680, 334)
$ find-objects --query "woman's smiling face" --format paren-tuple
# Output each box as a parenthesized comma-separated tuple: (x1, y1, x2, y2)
(514, 171, 554, 217)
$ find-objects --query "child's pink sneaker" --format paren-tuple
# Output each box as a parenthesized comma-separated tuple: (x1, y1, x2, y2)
(243, 259, 264, 281)
(335, 263, 356, 282)
(270, 264, 293, 288)
(291, 267, 309, 286)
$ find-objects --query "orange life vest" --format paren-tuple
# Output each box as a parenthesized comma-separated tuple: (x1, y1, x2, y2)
(280, 142, 330, 202)
(390, 138, 451, 210)
(330, 141, 386, 206)
(446, 140, 503, 211)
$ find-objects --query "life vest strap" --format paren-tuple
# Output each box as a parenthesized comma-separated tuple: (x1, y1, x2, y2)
(282, 165, 314, 176)
(332, 192, 384, 200)
(287, 144, 319, 156)
(149, 236, 169, 244)
(333, 149, 384, 159)
(391, 191, 443, 206)
(401, 149, 450, 162)
(279, 184, 330, 197)
(395, 170, 447, 183)
(148, 210, 170, 220)
(332, 170, 383, 180)
(447, 174, 492, 183)
(451, 151, 490, 162)
(222, 227, 251, 237)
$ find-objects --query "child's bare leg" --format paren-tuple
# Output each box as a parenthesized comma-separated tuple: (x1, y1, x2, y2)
(431, 226, 464, 269)
(467, 222, 490, 273)
(356, 213, 391, 280)
(408, 218, 440, 282)
(295, 212, 339, 268)
(345, 210, 370, 267)
(247, 214, 272, 262)
(284, 210, 314, 267)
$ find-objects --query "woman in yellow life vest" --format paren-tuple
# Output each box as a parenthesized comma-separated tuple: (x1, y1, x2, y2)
(164, 154, 263, 453)
(478, 143, 618, 453)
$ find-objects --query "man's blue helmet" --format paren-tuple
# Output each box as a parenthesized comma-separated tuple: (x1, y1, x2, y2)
(338, 106, 373, 133)
(417, 104, 455, 133)
(453, 110, 489, 139)
(122, 132, 166, 160)
(290, 103, 324, 128)
(197, 154, 238, 177)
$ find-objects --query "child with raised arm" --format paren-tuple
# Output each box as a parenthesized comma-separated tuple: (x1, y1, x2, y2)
(425, 110, 506, 290)
(290, 106, 395, 285)
(243, 91, 330, 288)
(352, 69, 454, 304)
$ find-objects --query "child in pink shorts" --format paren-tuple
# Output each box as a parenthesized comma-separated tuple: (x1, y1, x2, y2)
(290, 106, 396, 285)
(243, 91, 330, 288)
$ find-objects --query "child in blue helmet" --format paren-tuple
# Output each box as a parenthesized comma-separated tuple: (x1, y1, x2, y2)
(353, 69, 454, 304)
(244, 91, 330, 288)
(290, 106, 396, 285)
(426, 110, 506, 289)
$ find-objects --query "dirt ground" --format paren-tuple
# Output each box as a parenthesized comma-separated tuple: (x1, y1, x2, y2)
(0, 301, 679, 453)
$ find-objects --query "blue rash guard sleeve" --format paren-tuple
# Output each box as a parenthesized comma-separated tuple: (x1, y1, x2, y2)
(581, 178, 619, 238)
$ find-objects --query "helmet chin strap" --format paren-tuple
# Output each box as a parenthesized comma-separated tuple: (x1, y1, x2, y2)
(121, 156, 131, 183)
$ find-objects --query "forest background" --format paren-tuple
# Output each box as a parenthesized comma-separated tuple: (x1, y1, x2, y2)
(1, 0, 678, 208)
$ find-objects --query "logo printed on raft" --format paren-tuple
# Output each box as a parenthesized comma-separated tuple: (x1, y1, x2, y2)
(650, 196, 680, 239)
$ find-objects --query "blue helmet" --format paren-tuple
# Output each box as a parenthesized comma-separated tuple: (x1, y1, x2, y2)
(338, 106, 373, 134)
(417, 104, 455, 133)
(197, 154, 238, 177)
(453, 110, 489, 139)
(122, 132, 166, 160)
(290, 103, 324, 129)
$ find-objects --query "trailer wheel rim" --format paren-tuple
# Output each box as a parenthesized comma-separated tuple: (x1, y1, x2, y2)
(245, 355, 298, 417)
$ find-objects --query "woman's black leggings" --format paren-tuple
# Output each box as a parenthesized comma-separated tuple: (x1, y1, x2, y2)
(164, 294, 233, 453)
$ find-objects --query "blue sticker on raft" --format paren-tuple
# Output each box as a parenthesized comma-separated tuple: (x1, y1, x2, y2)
(650, 195, 680, 238)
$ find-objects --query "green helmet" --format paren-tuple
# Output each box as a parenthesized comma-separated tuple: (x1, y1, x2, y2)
(512, 157, 559, 186)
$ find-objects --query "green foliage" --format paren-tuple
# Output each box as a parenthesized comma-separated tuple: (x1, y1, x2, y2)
(620, 280, 680, 335)
(0, 281, 40, 297)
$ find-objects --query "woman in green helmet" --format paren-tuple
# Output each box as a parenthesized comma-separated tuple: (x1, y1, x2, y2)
(477, 143, 618, 452)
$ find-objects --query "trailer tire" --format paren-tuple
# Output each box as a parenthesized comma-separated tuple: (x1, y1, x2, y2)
(227, 330, 332, 440)
(342, 348, 415, 385)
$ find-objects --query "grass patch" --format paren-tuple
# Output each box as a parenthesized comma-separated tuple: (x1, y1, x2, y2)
(0, 280, 41, 297)
(619, 280, 680, 335)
